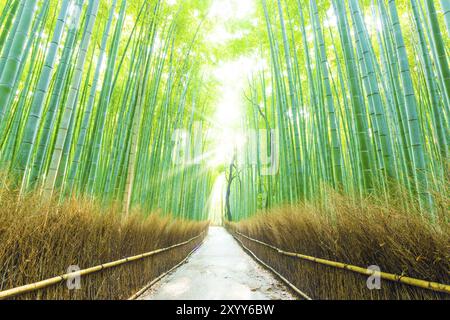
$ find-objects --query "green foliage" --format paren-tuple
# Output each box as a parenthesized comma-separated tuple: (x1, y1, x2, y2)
(229, 0, 449, 221)
(0, 0, 214, 220)
(0, 0, 447, 223)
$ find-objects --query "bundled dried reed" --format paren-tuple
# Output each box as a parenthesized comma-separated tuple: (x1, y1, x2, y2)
(227, 193, 449, 300)
(0, 190, 208, 300)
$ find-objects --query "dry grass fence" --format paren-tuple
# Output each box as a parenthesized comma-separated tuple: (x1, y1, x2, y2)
(0, 190, 208, 300)
(227, 193, 449, 300)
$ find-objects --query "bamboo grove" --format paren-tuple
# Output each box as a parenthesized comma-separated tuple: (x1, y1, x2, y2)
(0, 0, 448, 224)
(0, 0, 213, 220)
(228, 0, 449, 221)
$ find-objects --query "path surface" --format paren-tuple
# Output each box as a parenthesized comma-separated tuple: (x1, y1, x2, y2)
(138, 227, 296, 300)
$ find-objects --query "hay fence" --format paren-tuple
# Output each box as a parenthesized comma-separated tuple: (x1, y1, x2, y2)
(2, 229, 448, 300)
(0, 232, 205, 300)
(231, 232, 312, 300)
(128, 236, 206, 300)
(233, 231, 450, 295)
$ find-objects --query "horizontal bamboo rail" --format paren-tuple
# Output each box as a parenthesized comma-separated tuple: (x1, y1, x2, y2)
(0, 232, 205, 300)
(128, 237, 206, 300)
(234, 231, 450, 295)
(231, 233, 312, 300)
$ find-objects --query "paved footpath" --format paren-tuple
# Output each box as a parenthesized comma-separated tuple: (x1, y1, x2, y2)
(138, 226, 296, 300)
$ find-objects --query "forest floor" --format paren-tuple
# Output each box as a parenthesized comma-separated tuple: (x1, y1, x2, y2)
(137, 227, 296, 300)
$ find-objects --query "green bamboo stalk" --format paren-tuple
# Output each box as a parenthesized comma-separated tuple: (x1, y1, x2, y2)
(43, 0, 100, 198)
(14, 0, 71, 190)
(311, 0, 343, 188)
(0, 0, 37, 125)
(440, 0, 450, 36)
(0, 0, 18, 50)
(411, 0, 448, 161)
(66, 0, 121, 195)
(0, 0, 24, 79)
(124, 0, 161, 214)
(29, 0, 85, 187)
(425, 0, 450, 122)
(350, 0, 396, 182)
(388, 0, 433, 214)
(333, 0, 374, 193)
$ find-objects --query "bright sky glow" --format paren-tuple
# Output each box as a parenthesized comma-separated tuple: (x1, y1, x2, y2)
(205, 173, 227, 225)
(206, 0, 255, 44)
(324, 5, 382, 34)
(206, 27, 250, 45)
(204, 0, 263, 168)
(324, 7, 337, 28)
(207, 55, 266, 168)
(209, 0, 255, 21)
(365, 14, 383, 34)
(187, 0, 265, 222)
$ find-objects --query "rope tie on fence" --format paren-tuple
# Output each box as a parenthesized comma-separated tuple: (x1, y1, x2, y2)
(234, 231, 450, 295)
(0, 232, 205, 300)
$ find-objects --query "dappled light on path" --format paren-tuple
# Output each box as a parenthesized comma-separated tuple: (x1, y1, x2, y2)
(139, 227, 295, 300)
